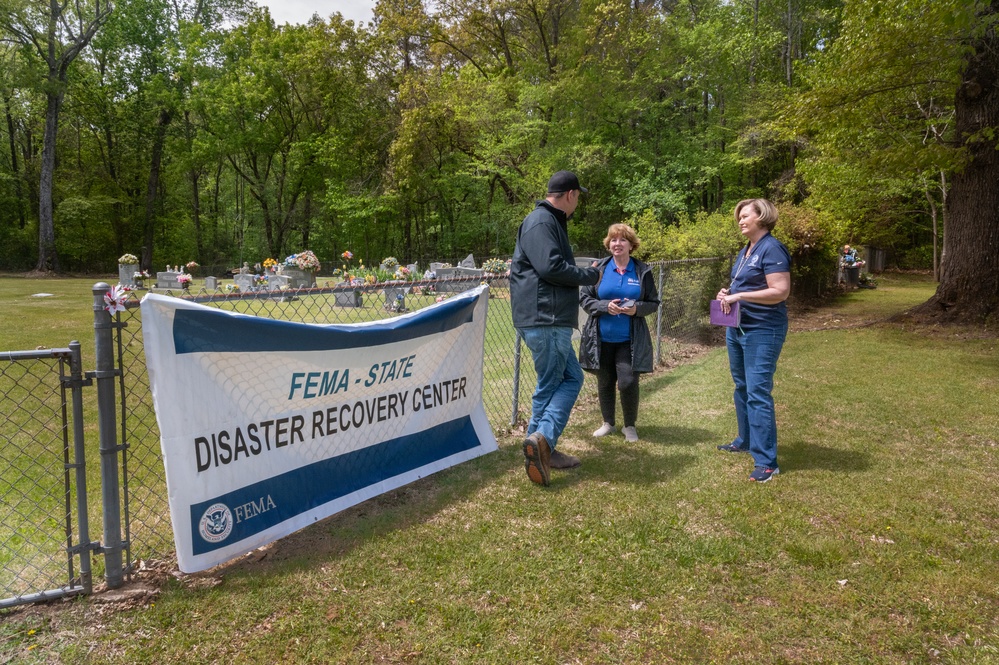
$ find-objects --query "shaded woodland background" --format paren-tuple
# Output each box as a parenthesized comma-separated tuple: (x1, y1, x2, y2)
(1, 0, 996, 321)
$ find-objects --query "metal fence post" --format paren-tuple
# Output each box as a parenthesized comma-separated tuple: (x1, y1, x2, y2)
(511, 330, 522, 428)
(68, 341, 94, 594)
(655, 264, 665, 366)
(92, 283, 124, 589)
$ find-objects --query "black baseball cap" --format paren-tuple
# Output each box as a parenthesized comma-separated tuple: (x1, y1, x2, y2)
(547, 170, 588, 194)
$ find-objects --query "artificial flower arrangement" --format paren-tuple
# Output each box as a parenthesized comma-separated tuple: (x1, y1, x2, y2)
(118, 253, 139, 265)
(380, 256, 399, 270)
(393, 265, 412, 281)
(263, 257, 278, 270)
(285, 250, 321, 272)
(839, 246, 865, 269)
(134, 270, 152, 281)
(185, 261, 199, 271)
(225, 284, 239, 294)
(105, 285, 132, 314)
(482, 258, 508, 274)
(253, 274, 269, 287)
(177, 273, 193, 289)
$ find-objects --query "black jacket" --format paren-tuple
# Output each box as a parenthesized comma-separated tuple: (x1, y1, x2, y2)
(578, 256, 660, 373)
(510, 201, 600, 329)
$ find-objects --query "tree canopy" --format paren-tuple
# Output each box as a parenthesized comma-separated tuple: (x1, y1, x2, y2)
(1, 0, 996, 321)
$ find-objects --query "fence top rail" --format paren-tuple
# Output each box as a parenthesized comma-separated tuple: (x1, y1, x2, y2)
(1, 347, 75, 362)
(648, 256, 726, 267)
(105, 274, 507, 311)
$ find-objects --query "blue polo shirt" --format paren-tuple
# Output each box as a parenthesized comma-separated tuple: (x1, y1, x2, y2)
(597, 259, 642, 343)
(730, 233, 791, 329)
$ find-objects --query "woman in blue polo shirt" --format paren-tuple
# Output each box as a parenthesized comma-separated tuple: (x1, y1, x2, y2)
(715, 199, 791, 483)
(579, 224, 660, 443)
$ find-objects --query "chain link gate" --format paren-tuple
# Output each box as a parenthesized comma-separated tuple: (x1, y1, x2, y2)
(1, 343, 96, 609)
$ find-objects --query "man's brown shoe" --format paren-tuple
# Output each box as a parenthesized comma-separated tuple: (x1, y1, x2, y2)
(549, 449, 580, 469)
(523, 433, 551, 486)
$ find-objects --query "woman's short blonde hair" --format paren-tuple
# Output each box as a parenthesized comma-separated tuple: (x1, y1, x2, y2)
(734, 198, 779, 231)
(603, 223, 640, 251)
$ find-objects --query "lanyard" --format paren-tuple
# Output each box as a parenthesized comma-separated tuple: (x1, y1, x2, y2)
(733, 243, 754, 281)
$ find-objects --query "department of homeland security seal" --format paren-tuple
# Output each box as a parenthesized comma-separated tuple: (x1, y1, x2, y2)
(199, 503, 233, 543)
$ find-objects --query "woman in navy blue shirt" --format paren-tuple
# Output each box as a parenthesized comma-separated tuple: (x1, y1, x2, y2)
(715, 199, 791, 483)
(579, 224, 660, 442)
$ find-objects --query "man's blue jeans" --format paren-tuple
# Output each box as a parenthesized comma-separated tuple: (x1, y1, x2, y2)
(519, 326, 584, 450)
(726, 323, 787, 468)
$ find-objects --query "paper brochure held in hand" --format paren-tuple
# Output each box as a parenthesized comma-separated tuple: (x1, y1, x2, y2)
(710, 300, 741, 327)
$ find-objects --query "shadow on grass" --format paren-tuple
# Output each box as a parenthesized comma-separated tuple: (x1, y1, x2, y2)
(215, 445, 515, 576)
(633, 424, 717, 448)
(641, 359, 721, 393)
(565, 449, 698, 488)
(549, 429, 703, 490)
(779, 440, 871, 474)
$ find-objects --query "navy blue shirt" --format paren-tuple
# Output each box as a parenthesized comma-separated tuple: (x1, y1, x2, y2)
(730, 233, 791, 329)
(597, 259, 642, 342)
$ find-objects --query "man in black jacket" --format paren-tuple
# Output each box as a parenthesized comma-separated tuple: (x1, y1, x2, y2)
(511, 170, 601, 486)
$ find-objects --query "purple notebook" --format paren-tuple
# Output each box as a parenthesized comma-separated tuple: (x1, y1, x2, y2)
(710, 300, 741, 327)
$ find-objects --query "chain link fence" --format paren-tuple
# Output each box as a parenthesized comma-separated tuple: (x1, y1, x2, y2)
(1, 345, 93, 609)
(107, 259, 726, 568)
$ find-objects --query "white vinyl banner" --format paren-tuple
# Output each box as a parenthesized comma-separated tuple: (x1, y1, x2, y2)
(140, 285, 497, 573)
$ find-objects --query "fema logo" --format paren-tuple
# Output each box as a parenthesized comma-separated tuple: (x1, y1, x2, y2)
(198, 503, 233, 544)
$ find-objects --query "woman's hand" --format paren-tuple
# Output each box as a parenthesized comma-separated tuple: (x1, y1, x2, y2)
(607, 299, 637, 316)
(716, 273, 790, 314)
(716, 288, 734, 314)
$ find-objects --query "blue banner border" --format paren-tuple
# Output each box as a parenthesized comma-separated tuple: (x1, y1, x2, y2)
(189, 416, 480, 555)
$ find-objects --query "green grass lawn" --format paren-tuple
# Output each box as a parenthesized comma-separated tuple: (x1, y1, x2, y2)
(2, 272, 998, 663)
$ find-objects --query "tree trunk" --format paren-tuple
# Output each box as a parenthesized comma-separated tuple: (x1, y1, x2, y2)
(191, 168, 203, 262)
(914, 2, 999, 323)
(3, 95, 26, 229)
(36, 89, 63, 272)
(924, 186, 939, 282)
(185, 111, 204, 264)
(142, 109, 172, 270)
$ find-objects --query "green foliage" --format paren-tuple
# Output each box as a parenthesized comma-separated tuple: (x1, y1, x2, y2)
(0, 220, 35, 271)
(896, 244, 935, 271)
(787, 0, 978, 249)
(629, 201, 840, 294)
(773, 203, 841, 294)
(52, 196, 122, 272)
(629, 209, 742, 261)
(0, 0, 987, 276)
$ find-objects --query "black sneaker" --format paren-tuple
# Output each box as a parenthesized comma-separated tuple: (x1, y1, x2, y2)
(749, 466, 779, 483)
(717, 443, 749, 453)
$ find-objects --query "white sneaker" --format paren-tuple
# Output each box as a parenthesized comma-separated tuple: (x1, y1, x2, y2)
(622, 426, 638, 442)
(593, 422, 616, 437)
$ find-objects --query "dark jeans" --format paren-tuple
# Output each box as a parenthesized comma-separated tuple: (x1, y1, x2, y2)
(596, 341, 639, 427)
